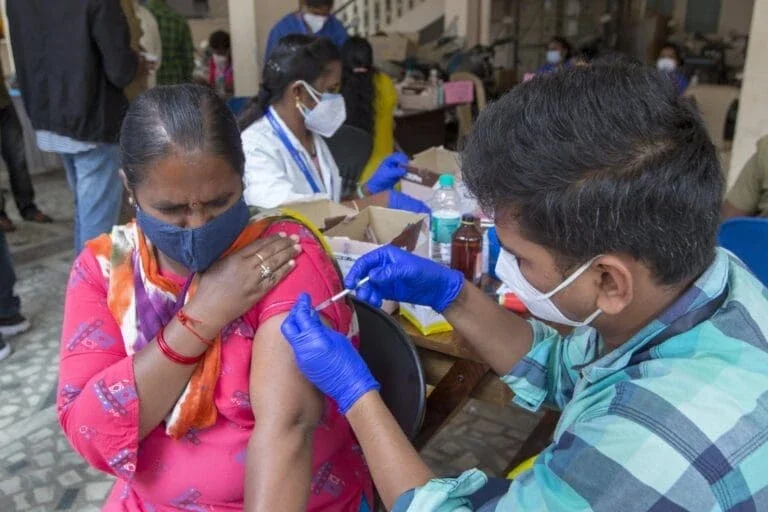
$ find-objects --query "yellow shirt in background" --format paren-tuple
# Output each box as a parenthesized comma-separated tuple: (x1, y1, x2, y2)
(358, 72, 397, 185)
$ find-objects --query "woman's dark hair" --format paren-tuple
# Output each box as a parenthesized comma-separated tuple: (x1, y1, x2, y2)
(341, 36, 375, 134)
(660, 41, 684, 65)
(238, 35, 341, 130)
(551, 36, 573, 60)
(120, 84, 244, 188)
(209, 30, 231, 53)
(462, 64, 722, 285)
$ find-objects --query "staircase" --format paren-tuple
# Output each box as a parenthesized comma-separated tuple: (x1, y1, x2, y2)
(334, 0, 445, 38)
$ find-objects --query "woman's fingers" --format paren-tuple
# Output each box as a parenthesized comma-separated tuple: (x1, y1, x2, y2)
(241, 233, 299, 259)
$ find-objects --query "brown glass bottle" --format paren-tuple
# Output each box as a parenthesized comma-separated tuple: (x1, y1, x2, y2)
(451, 214, 482, 284)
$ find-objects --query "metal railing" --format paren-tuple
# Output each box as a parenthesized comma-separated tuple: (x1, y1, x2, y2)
(334, 0, 426, 36)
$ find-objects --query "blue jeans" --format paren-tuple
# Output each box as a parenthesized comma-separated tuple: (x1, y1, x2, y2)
(61, 145, 123, 254)
(0, 232, 20, 319)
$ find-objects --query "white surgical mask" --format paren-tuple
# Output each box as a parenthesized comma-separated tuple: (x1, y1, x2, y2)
(546, 50, 562, 64)
(296, 80, 347, 138)
(303, 12, 328, 33)
(657, 57, 677, 72)
(495, 249, 602, 327)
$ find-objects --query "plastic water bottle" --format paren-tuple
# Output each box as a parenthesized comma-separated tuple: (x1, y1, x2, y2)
(430, 174, 461, 265)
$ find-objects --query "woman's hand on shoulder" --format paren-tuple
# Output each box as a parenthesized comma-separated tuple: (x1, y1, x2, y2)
(187, 234, 301, 333)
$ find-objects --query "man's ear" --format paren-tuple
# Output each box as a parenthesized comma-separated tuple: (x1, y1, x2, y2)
(593, 255, 634, 316)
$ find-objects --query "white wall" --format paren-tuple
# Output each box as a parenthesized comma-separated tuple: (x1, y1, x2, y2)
(227, 0, 297, 96)
(728, 0, 768, 187)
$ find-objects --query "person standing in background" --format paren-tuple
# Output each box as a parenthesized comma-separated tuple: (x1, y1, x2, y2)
(146, 0, 194, 85)
(208, 30, 234, 98)
(0, 64, 52, 232)
(265, 0, 348, 60)
(0, 231, 30, 362)
(121, 0, 148, 100)
(7, 0, 150, 254)
(135, 0, 163, 88)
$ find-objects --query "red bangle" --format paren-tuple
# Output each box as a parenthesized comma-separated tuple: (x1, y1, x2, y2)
(176, 310, 216, 347)
(156, 327, 203, 365)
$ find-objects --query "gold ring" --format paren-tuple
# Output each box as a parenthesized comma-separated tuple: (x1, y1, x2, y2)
(259, 263, 271, 279)
(255, 252, 266, 264)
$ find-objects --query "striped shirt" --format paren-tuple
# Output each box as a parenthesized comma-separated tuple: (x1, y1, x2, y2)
(36, 131, 97, 154)
(394, 248, 768, 511)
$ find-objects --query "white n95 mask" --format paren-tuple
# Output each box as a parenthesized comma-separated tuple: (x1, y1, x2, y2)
(296, 80, 347, 138)
(495, 249, 602, 327)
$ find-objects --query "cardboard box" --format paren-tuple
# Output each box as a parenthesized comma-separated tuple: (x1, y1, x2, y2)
(443, 80, 474, 105)
(369, 33, 418, 63)
(400, 303, 453, 335)
(400, 146, 461, 203)
(324, 206, 430, 313)
(397, 82, 440, 111)
(280, 199, 357, 232)
(324, 206, 430, 276)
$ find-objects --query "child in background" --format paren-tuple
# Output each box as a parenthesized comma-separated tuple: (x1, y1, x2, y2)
(208, 30, 234, 97)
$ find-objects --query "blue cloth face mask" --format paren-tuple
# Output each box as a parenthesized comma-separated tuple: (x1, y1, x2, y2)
(136, 198, 251, 273)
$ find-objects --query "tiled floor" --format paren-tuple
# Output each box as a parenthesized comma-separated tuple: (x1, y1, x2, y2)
(0, 169, 543, 511)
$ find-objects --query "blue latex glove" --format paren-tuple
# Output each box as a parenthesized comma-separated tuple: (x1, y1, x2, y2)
(388, 190, 431, 215)
(281, 294, 380, 413)
(346, 245, 464, 312)
(365, 152, 409, 194)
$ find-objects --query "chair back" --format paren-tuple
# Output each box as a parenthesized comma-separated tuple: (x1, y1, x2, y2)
(718, 217, 768, 286)
(325, 124, 374, 198)
(353, 299, 425, 440)
(226, 96, 251, 117)
(449, 71, 487, 142)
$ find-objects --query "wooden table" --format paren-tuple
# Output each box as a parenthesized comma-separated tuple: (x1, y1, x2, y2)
(399, 317, 560, 472)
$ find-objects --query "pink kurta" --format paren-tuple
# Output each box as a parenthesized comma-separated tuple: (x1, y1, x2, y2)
(58, 221, 373, 511)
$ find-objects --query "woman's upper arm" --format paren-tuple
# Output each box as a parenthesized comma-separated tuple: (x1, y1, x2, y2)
(247, 220, 352, 421)
(249, 313, 323, 426)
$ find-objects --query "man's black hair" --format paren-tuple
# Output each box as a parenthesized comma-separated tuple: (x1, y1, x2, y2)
(462, 64, 723, 285)
(305, 0, 334, 8)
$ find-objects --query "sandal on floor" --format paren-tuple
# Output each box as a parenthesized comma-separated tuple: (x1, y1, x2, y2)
(0, 212, 16, 232)
(21, 208, 53, 223)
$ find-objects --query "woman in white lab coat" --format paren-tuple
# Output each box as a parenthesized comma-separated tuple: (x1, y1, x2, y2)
(239, 34, 429, 213)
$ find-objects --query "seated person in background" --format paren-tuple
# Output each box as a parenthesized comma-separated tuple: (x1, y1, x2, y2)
(537, 36, 573, 74)
(657, 41, 689, 95)
(265, 0, 348, 61)
(208, 30, 234, 97)
(239, 35, 428, 214)
(58, 84, 373, 511)
(340, 36, 399, 190)
(722, 134, 768, 218)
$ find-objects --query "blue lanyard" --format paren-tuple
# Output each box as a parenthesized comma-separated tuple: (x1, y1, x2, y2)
(266, 109, 322, 194)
